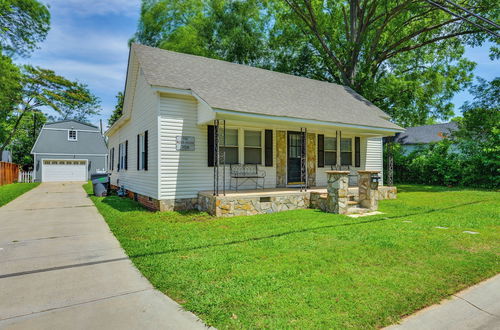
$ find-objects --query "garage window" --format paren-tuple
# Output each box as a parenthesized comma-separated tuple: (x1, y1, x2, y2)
(68, 130, 77, 141)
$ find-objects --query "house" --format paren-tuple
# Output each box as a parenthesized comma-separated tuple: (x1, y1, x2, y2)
(31, 120, 108, 182)
(1, 150, 12, 163)
(106, 44, 404, 214)
(394, 122, 458, 154)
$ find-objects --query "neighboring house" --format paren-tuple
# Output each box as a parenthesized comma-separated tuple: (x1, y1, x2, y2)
(1, 150, 12, 163)
(394, 122, 458, 154)
(106, 44, 404, 211)
(31, 120, 108, 182)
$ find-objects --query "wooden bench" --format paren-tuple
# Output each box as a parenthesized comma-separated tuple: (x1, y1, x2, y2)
(230, 164, 266, 190)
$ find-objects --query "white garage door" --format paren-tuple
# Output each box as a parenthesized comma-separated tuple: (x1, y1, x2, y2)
(42, 159, 87, 182)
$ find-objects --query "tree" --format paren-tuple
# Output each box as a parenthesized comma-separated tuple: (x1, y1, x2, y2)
(0, 53, 22, 145)
(8, 111, 46, 168)
(133, 0, 269, 64)
(454, 77, 499, 187)
(108, 91, 124, 126)
(134, 0, 498, 126)
(0, 0, 50, 56)
(0, 66, 101, 156)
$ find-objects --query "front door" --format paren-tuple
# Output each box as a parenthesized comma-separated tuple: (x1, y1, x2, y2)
(287, 131, 303, 184)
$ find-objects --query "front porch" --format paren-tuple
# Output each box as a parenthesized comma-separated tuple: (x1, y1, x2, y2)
(198, 185, 397, 217)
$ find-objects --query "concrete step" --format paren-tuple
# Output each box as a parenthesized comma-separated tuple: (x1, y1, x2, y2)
(347, 200, 359, 205)
(347, 206, 371, 214)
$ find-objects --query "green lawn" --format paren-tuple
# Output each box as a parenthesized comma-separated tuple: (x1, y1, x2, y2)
(0, 182, 40, 207)
(84, 183, 500, 329)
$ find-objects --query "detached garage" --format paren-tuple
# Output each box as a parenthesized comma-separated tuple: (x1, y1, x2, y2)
(31, 120, 108, 182)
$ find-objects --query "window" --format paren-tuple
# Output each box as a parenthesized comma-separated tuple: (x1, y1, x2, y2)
(68, 130, 77, 141)
(244, 130, 262, 164)
(324, 137, 337, 165)
(138, 134, 146, 170)
(220, 128, 238, 164)
(340, 138, 352, 165)
(118, 142, 126, 170)
(109, 147, 114, 170)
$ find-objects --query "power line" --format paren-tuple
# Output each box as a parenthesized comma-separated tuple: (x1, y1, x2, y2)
(442, 0, 500, 30)
(425, 0, 500, 38)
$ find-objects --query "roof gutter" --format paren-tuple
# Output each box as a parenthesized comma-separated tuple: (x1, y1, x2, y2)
(213, 108, 405, 134)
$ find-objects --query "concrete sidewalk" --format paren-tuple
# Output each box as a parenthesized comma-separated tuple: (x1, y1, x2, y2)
(0, 182, 208, 329)
(386, 274, 500, 330)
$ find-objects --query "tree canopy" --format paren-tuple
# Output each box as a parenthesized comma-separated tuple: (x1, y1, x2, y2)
(108, 91, 124, 126)
(133, 0, 499, 126)
(0, 0, 50, 56)
(0, 66, 100, 154)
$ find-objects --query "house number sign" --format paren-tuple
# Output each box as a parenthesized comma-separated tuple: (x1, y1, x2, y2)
(176, 136, 195, 151)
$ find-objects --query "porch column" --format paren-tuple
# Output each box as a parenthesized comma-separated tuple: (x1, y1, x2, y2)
(276, 130, 287, 187)
(358, 170, 380, 211)
(325, 170, 349, 214)
(307, 132, 316, 187)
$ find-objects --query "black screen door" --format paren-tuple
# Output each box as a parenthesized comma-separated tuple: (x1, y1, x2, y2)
(287, 131, 302, 184)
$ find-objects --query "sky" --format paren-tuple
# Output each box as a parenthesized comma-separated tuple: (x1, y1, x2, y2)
(17, 0, 498, 128)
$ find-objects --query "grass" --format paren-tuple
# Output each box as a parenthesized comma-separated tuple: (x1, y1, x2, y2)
(84, 183, 500, 329)
(0, 182, 40, 207)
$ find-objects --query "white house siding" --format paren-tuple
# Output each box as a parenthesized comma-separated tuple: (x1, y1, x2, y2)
(365, 137, 384, 185)
(108, 72, 159, 198)
(158, 93, 277, 200)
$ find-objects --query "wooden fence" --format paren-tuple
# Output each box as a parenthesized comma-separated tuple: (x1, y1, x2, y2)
(18, 171, 34, 183)
(0, 162, 19, 186)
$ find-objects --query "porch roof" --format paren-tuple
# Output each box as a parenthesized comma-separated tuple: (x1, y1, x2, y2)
(132, 44, 404, 133)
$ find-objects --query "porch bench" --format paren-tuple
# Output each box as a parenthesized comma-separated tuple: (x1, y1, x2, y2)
(230, 164, 266, 191)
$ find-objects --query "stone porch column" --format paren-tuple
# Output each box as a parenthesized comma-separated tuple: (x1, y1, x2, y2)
(358, 170, 380, 211)
(325, 170, 350, 214)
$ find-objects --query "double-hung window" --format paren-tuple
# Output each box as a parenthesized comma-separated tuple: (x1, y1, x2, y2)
(324, 137, 337, 166)
(220, 129, 238, 164)
(119, 142, 126, 170)
(68, 130, 77, 141)
(244, 130, 262, 164)
(340, 138, 352, 165)
(138, 133, 145, 170)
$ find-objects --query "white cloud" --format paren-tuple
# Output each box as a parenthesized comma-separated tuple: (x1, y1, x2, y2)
(44, 0, 141, 17)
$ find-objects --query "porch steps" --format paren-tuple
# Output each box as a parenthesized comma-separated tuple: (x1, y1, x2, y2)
(317, 193, 371, 214)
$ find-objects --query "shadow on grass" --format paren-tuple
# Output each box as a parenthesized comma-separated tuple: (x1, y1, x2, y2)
(397, 184, 464, 193)
(128, 199, 487, 260)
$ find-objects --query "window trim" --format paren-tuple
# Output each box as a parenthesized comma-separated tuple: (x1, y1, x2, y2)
(340, 137, 353, 166)
(243, 129, 263, 165)
(324, 136, 337, 166)
(220, 128, 239, 165)
(68, 130, 77, 141)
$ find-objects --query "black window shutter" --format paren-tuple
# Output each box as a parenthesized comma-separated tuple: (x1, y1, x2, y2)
(264, 129, 273, 167)
(355, 137, 360, 167)
(125, 140, 128, 170)
(112, 148, 114, 171)
(117, 146, 120, 172)
(318, 134, 324, 168)
(207, 125, 214, 167)
(137, 134, 140, 170)
(144, 130, 148, 171)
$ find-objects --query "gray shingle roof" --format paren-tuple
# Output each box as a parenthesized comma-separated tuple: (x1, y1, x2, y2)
(132, 44, 403, 131)
(32, 121, 108, 154)
(394, 122, 458, 144)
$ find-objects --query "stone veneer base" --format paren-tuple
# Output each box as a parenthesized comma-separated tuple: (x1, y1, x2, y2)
(111, 185, 397, 216)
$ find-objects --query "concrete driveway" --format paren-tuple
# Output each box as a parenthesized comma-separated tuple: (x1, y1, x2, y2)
(0, 182, 208, 329)
(386, 274, 500, 330)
